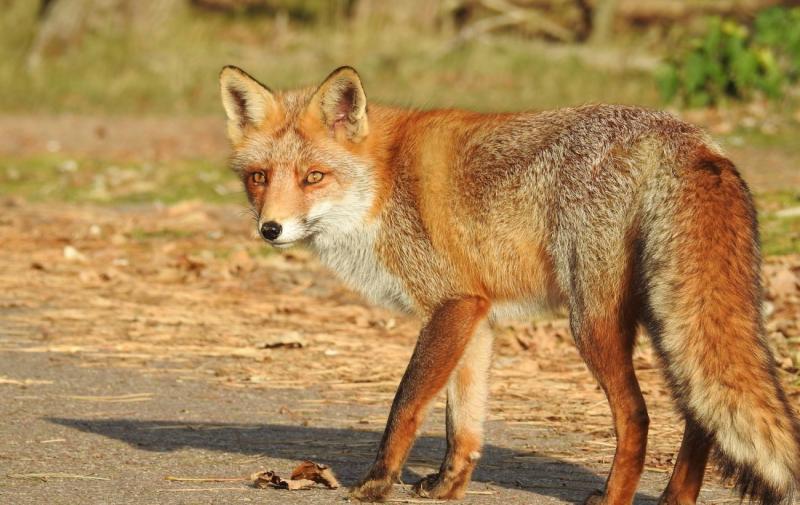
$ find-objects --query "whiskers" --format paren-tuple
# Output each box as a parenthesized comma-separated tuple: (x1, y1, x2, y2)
(237, 205, 260, 224)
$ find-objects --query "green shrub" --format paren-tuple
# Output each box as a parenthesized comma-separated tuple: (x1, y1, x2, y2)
(754, 6, 800, 81)
(658, 7, 800, 107)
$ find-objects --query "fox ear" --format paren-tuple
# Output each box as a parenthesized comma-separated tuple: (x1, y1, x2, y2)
(219, 66, 277, 144)
(309, 66, 368, 143)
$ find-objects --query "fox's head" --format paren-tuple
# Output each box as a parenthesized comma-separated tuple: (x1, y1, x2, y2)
(219, 66, 375, 249)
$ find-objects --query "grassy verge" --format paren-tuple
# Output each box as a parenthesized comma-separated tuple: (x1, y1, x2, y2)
(2, 154, 798, 256)
(757, 191, 800, 256)
(0, 155, 240, 206)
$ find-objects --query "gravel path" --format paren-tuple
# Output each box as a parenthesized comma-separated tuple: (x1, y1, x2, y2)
(0, 351, 737, 505)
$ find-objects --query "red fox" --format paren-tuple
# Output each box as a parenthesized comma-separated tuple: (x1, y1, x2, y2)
(219, 65, 800, 504)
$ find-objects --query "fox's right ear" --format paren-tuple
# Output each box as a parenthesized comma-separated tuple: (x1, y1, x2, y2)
(219, 66, 277, 144)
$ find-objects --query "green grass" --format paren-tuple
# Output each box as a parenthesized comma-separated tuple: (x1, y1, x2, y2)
(0, 155, 241, 205)
(761, 215, 800, 256)
(727, 126, 800, 154)
(757, 191, 800, 256)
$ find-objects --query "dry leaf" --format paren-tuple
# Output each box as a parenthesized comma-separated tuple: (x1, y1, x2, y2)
(260, 331, 306, 349)
(251, 470, 315, 491)
(282, 478, 315, 490)
(770, 268, 799, 298)
(290, 460, 340, 489)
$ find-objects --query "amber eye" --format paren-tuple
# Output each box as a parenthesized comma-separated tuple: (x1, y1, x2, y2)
(251, 172, 266, 185)
(305, 171, 324, 185)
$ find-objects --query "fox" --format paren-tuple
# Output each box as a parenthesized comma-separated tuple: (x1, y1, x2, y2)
(218, 65, 800, 504)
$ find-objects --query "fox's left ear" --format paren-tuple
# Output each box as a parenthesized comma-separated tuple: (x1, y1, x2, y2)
(308, 66, 368, 143)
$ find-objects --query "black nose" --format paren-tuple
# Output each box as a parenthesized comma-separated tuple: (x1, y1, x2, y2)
(260, 221, 282, 241)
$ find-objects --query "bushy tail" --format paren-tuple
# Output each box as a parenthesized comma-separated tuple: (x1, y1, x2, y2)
(642, 147, 800, 504)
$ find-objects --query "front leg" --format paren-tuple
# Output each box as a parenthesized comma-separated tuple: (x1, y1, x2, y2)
(350, 296, 490, 502)
(414, 321, 493, 499)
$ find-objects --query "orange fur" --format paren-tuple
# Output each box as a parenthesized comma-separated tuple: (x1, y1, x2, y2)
(660, 420, 712, 505)
(351, 296, 490, 502)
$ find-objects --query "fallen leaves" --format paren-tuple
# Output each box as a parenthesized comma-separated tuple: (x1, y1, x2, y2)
(767, 266, 799, 299)
(289, 460, 340, 489)
(252, 470, 315, 490)
(162, 461, 340, 493)
(260, 331, 307, 349)
(251, 460, 339, 491)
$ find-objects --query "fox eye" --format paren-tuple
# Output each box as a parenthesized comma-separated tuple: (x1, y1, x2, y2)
(305, 171, 324, 185)
(251, 172, 266, 185)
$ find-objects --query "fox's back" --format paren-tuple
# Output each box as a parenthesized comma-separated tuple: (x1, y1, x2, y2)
(377, 104, 721, 312)
(411, 104, 709, 226)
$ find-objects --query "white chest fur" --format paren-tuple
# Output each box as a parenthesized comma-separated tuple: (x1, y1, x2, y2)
(309, 223, 415, 313)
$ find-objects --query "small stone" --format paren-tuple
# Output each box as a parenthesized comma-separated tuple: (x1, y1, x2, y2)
(63, 245, 86, 262)
(57, 159, 78, 173)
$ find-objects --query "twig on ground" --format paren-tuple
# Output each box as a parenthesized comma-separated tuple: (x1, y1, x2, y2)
(7, 472, 110, 481)
(165, 476, 248, 483)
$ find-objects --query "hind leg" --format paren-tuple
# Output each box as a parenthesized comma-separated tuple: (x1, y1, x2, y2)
(658, 419, 712, 505)
(572, 312, 649, 505)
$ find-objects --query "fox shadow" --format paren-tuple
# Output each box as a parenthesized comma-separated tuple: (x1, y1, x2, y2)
(48, 417, 660, 504)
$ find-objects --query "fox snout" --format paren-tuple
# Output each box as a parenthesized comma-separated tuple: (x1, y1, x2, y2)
(256, 216, 308, 248)
(259, 220, 282, 241)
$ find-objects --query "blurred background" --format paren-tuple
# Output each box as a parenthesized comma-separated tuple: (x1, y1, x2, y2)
(2, 0, 800, 252)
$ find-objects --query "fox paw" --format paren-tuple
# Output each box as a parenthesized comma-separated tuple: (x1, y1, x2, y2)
(349, 476, 394, 502)
(657, 492, 695, 505)
(583, 489, 606, 505)
(412, 472, 468, 500)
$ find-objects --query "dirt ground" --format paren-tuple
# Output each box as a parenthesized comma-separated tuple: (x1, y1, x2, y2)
(1, 197, 799, 504)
